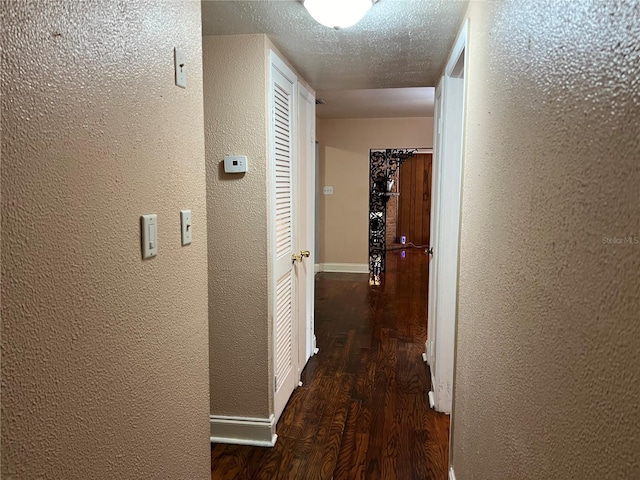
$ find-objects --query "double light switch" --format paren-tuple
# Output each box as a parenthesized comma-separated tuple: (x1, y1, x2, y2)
(141, 210, 192, 259)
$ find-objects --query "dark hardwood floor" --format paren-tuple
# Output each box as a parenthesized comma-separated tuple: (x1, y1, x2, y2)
(211, 249, 450, 479)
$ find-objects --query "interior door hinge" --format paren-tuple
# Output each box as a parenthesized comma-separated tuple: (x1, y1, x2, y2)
(274, 376, 277, 391)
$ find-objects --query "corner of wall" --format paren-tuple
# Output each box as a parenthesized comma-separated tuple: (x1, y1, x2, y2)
(2, 1, 210, 477)
(202, 34, 272, 419)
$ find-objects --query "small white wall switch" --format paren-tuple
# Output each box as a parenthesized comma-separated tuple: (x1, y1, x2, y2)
(180, 210, 192, 246)
(174, 48, 186, 88)
(141, 214, 158, 259)
(224, 155, 248, 173)
(323, 186, 334, 195)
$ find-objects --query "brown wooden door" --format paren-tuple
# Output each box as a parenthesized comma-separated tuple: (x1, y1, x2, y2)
(398, 153, 433, 246)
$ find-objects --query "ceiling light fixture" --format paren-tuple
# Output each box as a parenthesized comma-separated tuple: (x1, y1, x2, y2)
(304, 0, 373, 29)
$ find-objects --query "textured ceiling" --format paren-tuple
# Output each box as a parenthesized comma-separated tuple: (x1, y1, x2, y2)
(201, 0, 470, 91)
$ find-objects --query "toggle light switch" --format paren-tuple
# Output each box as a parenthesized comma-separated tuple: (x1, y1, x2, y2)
(141, 214, 158, 259)
(180, 210, 192, 246)
(174, 47, 186, 88)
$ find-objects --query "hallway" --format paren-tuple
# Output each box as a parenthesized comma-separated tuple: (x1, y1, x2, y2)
(210, 249, 449, 479)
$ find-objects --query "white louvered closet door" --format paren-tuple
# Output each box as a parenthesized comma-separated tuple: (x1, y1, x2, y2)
(270, 52, 298, 422)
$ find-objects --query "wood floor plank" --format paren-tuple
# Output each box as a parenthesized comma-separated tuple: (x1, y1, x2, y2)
(350, 432, 370, 480)
(211, 249, 450, 480)
(333, 400, 361, 479)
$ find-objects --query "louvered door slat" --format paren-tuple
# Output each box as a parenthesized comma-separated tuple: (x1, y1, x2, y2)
(273, 83, 292, 260)
(275, 270, 293, 390)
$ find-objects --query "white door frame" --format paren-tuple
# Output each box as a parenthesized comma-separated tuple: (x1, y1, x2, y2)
(427, 79, 444, 385)
(296, 82, 316, 374)
(427, 19, 468, 419)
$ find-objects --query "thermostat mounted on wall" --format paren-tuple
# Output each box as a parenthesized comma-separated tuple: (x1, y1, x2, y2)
(224, 155, 248, 174)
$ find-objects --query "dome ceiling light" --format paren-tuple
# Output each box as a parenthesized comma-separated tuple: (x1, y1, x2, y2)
(303, 0, 374, 29)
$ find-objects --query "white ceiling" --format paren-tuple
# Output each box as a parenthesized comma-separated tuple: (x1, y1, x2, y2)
(201, 0, 468, 118)
(315, 87, 435, 118)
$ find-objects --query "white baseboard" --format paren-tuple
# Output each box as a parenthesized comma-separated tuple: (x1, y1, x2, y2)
(449, 466, 456, 480)
(318, 263, 369, 273)
(428, 391, 435, 409)
(314, 263, 321, 273)
(210, 414, 277, 447)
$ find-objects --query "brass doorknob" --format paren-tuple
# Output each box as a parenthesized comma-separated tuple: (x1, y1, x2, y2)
(291, 253, 302, 263)
(300, 250, 310, 258)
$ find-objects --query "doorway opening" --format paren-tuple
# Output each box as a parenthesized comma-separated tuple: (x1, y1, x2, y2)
(423, 20, 468, 478)
(393, 152, 434, 251)
(368, 148, 417, 285)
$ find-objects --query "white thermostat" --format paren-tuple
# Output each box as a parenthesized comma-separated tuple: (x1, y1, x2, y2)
(224, 155, 248, 173)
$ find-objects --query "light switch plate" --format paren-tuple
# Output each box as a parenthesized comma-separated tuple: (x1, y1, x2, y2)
(174, 48, 186, 88)
(180, 210, 192, 246)
(323, 186, 334, 195)
(141, 214, 158, 259)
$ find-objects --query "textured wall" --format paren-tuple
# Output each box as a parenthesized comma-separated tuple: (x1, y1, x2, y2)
(203, 34, 314, 420)
(203, 35, 271, 418)
(1, 1, 210, 479)
(452, 1, 640, 479)
(317, 118, 433, 265)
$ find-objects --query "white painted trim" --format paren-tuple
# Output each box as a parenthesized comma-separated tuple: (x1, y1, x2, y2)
(445, 19, 468, 76)
(297, 80, 316, 379)
(428, 391, 436, 409)
(449, 466, 456, 480)
(210, 414, 277, 447)
(318, 263, 368, 273)
(427, 77, 444, 377)
(269, 50, 297, 85)
(314, 263, 321, 273)
(430, 16, 468, 417)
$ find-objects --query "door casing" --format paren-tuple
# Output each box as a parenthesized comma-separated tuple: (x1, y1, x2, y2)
(296, 81, 317, 375)
(426, 20, 468, 421)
